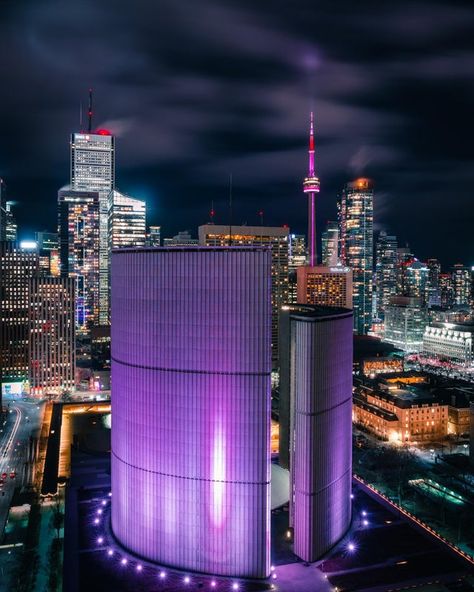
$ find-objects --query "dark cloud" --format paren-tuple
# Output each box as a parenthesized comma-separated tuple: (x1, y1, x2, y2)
(0, 0, 473, 267)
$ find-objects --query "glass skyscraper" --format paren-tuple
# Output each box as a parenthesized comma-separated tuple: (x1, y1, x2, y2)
(338, 178, 374, 334)
(375, 231, 398, 318)
(108, 190, 146, 249)
(70, 130, 115, 324)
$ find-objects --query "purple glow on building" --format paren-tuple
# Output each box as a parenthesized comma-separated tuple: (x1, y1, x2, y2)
(285, 305, 353, 562)
(111, 247, 272, 578)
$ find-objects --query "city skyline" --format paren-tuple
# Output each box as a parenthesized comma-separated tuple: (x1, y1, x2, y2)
(1, 0, 473, 268)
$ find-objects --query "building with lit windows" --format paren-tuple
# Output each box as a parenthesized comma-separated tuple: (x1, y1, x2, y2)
(108, 190, 146, 249)
(5, 201, 17, 241)
(338, 178, 374, 334)
(452, 264, 471, 306)
(58, 188, 100, 331)
(375, 231, 398, 317)
(353, 375, 448, 443)
(423, 322, 474, 366)
(111, 246, 271, 578)
(383, 296, 426, 352)
(297, 265, 352, 308)
(28, 276, 75, 396)
(321, 221, 339, 267)
(279, 305, 352, 561)
(70, 130, 114, 324)
(0, 178, 6, 241)
(0, 241, 39, 391)
(288, 233, 306, 304)
(162, 230, 198, 246)
(404, 259, 429, 304)
(35, 231, 59, 276)
(146, 225, 161, 246)
(199, 224, 289, 361)
(439, 273, 455, 308)
(426, 258, 441, 306)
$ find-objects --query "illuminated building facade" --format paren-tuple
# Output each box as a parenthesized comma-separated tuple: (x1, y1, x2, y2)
(71, 130, 114, 324)
(288, 233, 306, 304)
(375, 231, 398, 317)
(35, 231, 59, 276)
(396, 246, 414, 295)
(452, 263, 471, 306)
(111, 247, 271, 577)
(404, 259, 429, 304)
(439, 273, 455, 308)
(108, 190, 146, 249)
(146, 225, 161, 246)
(321, 221, 339, 267)
(58, 188, 100, 331)
(423, 322, 473, 366)
(338, 178, 374, 334)
(426, 258, 441, 306)
(28, 276, 75, 396)
(5, 201, 17, 241)
(279, 305, 352, 562)
(353, 376, 448, 443)
(0, 241, 39, 385)
(302, 113, 320, 266)
(383, 296, 426, 352)
(0, 178, 6, 241)
(199, 224, 289, 362)
(297, 265, 352, 308)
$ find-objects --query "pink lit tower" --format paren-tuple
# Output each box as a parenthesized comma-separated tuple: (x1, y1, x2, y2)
(302, 112, 320, 266)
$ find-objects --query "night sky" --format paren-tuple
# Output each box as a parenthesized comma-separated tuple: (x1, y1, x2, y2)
(1, 0, 473, 268)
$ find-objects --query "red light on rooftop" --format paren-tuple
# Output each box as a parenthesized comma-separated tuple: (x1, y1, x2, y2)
(96, 129, 111, 136)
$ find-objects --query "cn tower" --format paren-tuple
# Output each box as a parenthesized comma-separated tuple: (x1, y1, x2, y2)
(302, 112, 320, 266)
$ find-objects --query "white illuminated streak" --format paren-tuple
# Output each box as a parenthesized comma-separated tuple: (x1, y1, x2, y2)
(211, 421, 226, 527)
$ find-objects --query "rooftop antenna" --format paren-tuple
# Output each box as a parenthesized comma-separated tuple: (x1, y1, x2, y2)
(258, 209, 264, 243)
(228, 173, 233, 246)
(79, 101, 83, 130)
(87, 88, 93, 133)
(210, 200, 215, 224)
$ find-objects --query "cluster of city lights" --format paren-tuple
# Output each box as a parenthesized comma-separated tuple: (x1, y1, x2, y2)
(90, 493, 274, 590)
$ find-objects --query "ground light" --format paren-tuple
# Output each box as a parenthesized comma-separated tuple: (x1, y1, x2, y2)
(347, 542, 356, 552)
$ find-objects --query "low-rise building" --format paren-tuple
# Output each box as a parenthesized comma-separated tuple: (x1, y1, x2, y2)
(423, 322, 473, 366)
(383, 296, 426, 352)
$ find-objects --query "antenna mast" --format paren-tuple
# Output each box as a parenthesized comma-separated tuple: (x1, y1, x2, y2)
(228, 174, 233, 246)
(87, 89, 93, 133)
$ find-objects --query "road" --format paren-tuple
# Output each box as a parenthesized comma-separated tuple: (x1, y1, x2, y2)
(0, 397, 44, 537)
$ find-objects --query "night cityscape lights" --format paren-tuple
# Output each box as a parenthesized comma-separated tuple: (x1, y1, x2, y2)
(0, 4, 473, 590)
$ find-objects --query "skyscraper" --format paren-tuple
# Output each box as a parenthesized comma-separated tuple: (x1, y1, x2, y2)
(108, 190, 146, 249)
(426, 258, 441, 306)
(384, 296, 426, 352)
(439, 273, 455, 309)
(288, 233, 306, 304)
(338, 178, 374, 334)
(35, 231, 59, 276)
(0, 178, 6, 241)
(321, 221, 339, 267)
(199, 224, 289, 362)
(5, 201, 17, 241)
(404, 259, 429, 304)
(58, 188, 100, 331)
(70, 128, 114, 324)
(279, 305, 353, 561)
(297, 265, 352, 309)
(452, 263, 471, 306)
(146, 225, 161, 247)
(28, 276, 75, 397)
(302, 112, 320, 266)
(111, 247, 271, 578)
(375, 231, 398, 317)
(1, 241, 39, 391)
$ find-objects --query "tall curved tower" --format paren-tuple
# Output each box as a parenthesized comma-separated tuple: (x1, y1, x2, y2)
(302, 112, 320, 267)
(111, 246, 272, 578)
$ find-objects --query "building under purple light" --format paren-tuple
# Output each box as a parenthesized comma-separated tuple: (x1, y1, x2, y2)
(111, 247, 272, 578)
(280, 305, 353, 562)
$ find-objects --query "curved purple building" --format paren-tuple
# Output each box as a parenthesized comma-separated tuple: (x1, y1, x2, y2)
(111, 247, 271, 578)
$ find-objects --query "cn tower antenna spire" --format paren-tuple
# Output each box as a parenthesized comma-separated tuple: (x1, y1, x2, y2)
(303, 111, 320, 267)
(88, 88, 93, 133)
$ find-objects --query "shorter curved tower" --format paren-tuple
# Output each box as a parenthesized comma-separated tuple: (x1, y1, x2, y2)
(280, 305, 353, 562)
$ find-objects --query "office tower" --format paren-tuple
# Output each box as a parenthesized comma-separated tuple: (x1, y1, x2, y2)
(452, 263, 471, 306)
(70, 127, 114, 324)
(28, 277, 75, 396)
(321, 221, 339, 267)
(58, 188, 100, 331)
(5, 201, 17, 241)
(302, 112, 320, 266)
(0, 178, 6, 240)
(426, 258, 441, 306)
(375, 231, 398, 317)
(146, 225, 161, 247)
(338, 178, 374, 334)
(404, 259, 429, 304)
(35, 231, 59, 276)
(0, 242, 39, 391)
(162, 230, 198, 246)
(439, 273, 455, 309)
(199, 224, 289, 362)
(108, 190, 146, 249)
(279, 305, 352, 561)
(396, 246, 414, 295)
(288, 233, 307, 304)
(383, 296, 426, 352)
(111, 247, 271, 578)
(297, 265, 352, 308)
